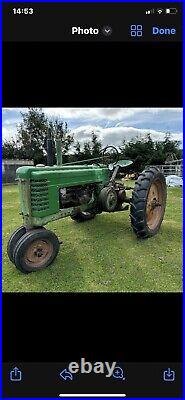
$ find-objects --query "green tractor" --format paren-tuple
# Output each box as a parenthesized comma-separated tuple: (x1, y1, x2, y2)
(7, 137, 167, 273)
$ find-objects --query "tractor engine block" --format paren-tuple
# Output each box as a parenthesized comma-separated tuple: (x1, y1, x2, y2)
(59, 185, 94, 209)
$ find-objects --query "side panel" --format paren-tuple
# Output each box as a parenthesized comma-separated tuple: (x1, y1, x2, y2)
(17, 166, 110, 220)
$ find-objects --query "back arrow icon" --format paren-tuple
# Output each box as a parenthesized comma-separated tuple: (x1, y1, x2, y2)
(60, 369, 73, 381)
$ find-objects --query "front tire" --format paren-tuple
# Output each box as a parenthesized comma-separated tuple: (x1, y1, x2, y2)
(13, 229, 60, 273)
(7, 225, 26, 263)
(130, 167, 167, 238)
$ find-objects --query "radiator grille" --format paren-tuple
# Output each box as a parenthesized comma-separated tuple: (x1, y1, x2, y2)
(30, 179, 49, 212)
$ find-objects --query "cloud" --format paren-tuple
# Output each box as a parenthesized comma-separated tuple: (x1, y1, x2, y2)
(2, 108, 183, 148)
(42, 107, 182, 123)
(72, 125, 183, 148)
(43, 107, 136, 121)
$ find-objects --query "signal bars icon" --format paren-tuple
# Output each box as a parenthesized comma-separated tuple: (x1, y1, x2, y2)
(145, 9, 154, 15)
(146, 8, 163, 15)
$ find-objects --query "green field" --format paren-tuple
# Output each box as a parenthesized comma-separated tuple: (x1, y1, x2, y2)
(3, 183, 182, 293)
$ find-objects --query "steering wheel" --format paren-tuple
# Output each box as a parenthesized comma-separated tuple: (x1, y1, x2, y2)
(102, 146, 119, 165)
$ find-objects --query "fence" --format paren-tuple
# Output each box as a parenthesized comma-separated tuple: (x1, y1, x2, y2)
(152, 163, 183, 177)
(2, 159, 34, 184)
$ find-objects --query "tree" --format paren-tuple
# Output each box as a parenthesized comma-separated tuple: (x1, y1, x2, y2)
(120, 134, 155, 171)
(50, 119, 73, 154)
(73, 140, 83, 161)
(14, 108, 73, 164)
(162, 132, 181, 158)
(74, 141, 81, 155)
(2, 139, 19, 159)
(83, 142, 92, 159)
(119, 132, 181, 172)
(16, 108, 48, 164)
(73, 132, 102, 162)
(91, 132, 102, 158)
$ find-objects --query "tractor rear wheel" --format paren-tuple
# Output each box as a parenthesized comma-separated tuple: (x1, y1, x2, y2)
(7, 225, 26, 263)
(130, 167, 167, 238)
(12, 229, 60, 273)
(71, 211, 96, 222)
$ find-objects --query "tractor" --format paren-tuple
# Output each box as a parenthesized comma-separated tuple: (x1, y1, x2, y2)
(7, 136, 167, 273)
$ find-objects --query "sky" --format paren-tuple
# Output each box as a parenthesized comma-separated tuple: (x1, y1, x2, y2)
(2, 108, 183, 149)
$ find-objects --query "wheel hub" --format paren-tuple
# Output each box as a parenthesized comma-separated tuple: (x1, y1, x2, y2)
(146, 180, 163, 230)
(24, 239, 53, 267)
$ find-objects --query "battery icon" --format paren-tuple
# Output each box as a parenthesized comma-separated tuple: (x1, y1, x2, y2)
(166, 8, 178, 14)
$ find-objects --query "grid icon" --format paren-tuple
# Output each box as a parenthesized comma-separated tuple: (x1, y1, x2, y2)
(130, 25, 143, 37)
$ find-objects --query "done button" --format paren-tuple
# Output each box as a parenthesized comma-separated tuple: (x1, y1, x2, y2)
(152, 26, 176, 35)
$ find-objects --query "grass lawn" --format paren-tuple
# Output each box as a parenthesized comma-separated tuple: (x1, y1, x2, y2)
(2, 183, 182, 293)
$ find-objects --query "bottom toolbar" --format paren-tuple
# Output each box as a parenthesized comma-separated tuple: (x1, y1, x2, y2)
(3, 362, 182, 398)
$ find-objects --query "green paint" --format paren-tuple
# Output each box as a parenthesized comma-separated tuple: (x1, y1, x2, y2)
(116, 160, 133, 167)
(16, 160, 132, 228)
(17, 164, 110, 225)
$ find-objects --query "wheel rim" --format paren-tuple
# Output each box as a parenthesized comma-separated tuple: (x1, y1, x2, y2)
(146, 180, 164, 230)
(24, 239, 53, 268)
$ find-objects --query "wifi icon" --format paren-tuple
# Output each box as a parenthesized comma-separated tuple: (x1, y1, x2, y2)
(157, 9, 163, 14)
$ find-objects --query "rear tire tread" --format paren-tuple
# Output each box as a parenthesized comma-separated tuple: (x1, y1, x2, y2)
(130, 167, 167, 238)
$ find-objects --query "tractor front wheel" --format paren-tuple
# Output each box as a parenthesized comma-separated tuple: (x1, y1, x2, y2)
(130, 167, 167, 238)
(7, 225, 26, 263)
(12, 229, 60, 273)
(71, 211, 96, 222)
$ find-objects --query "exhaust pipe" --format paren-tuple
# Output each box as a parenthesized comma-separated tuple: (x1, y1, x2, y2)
(47, 130, 53, 166)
